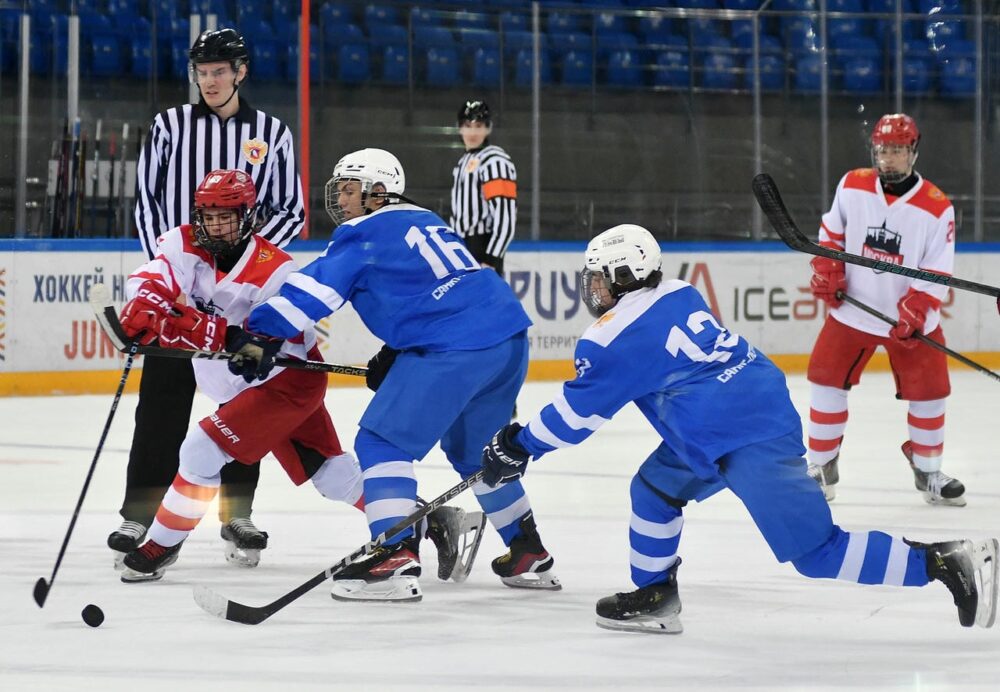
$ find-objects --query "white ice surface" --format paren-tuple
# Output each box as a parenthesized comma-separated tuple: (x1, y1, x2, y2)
(1, 373, 998, 691)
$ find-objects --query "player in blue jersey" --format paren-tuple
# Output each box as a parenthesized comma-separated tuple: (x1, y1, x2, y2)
(481, 223, 998, 634)
(230, 148, 561, 601)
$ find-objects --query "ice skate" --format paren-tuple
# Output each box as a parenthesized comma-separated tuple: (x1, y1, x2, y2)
(424, 504, 487, 583)
(902, 442, 966, 507)
(107, 520, 147, 571)
(220, 517, 269, 567)
(331, 536, 423, 603)
(906, 538, 999, 627)
(595, 559, 683, 634)
(491, 512, 561, 590)
(807, 455, 838, 502)
(121, 539, 183, 583)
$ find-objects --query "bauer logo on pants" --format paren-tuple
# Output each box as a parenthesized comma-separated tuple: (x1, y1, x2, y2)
(242, 139, 268, 165)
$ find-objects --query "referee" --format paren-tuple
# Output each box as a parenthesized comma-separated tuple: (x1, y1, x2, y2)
(108, 28, 305, 568)
(450, 100, 516, 274)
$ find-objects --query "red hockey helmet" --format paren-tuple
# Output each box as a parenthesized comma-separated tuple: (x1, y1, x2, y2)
(871, 113, 920, 148)
(870, 114, 919, 184)
(192, 169, 259, 255)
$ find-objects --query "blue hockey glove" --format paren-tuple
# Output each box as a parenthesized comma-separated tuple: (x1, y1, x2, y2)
(225, 325, 284, 384)
(482, 423, 530, 488)
(366, 344, 399, 392)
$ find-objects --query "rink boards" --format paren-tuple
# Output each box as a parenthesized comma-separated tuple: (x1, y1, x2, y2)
(1, 239, 998, 395)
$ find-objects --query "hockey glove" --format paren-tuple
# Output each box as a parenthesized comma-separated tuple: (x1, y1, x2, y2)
(891, 289, 938, 349)
(158, 303, 228, 352)
(119, 281, 177, 345)
(482, 423, 530, 488)
(365, 344, 399, 392)
(225, 325, 284, 383)
(809, 256, 846, 308)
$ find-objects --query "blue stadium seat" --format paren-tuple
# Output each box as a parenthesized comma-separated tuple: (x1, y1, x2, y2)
(938, 55, 975, 96)
(744, 53, 785, 90)
(832, 34, 881, 66)
(700, 38, 738, 89)
(926, 19, 967, 49)
(241, 18, 274, 45)
(687, 19, 722, 43)
(414, 25, 454, 47)
(547, 11, 584, 35)
(170, 36, 190, 80)
(637, 14, 673, 42)
(410, 6, 442, 28)
(773, 0, 816, 8)
(514, 47, 551, 87)
(251, 39, 280, 80)
(364, 4, 400, 32)
(338, 42, 370, 83)
(369, 24, 407, 48)
(676, 0, 721, 8)
(784, 18, 820, 54)
(324, 22, 364, 46)
(595, 11, 627, 36)
(596, 30, 638, 61)
(500, 12, 527, 33)
(722, 0, 762, 7)
(794, 53, 823, 91)
(560, 49, 592, 86)
(504, 30, 546, 60)
(842, 56, 881, 92)
(321, 2, 355, 28)
(549, 31, 589, 59)
(901, 57, 931, 92)
(129, 36, 152, 77)
(732, 31, 782, 54)
(381, 44, 409, 84)
(916, 0, 961, 14)
(91, 34, 122, 77)
(458, 28, 500, 60)
(425, 46, 459, 86)
(606, 49, 643, 88)
(653, 49, 689, 88)
(472, 46, 501, 87)
(286, 42, 321, 81)
(828, 18, 864, 40)
(454, 10, 490, 30)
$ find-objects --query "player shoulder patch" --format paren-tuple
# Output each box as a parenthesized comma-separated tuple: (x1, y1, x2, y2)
(242, 138, 268, 165)
(907, 180, 952, 218)
(843, 168, 877, 193)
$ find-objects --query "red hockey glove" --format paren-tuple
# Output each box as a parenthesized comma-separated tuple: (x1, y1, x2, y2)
(809, 256, 846, 308)
(158, 303, 228, 352)
(119, 281, 176, 345)
(891, 289, 938, 349)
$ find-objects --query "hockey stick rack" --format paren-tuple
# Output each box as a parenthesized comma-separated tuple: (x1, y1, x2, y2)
(836, 291, 1000, 383)
(192, 469, 486, 624)
(751, 173, 1000, 300)
(89, 284, 367, 378)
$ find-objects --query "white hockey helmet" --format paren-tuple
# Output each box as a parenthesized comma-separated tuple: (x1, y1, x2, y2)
(325, 148, 406, 225)
(581, 224, 662, 317)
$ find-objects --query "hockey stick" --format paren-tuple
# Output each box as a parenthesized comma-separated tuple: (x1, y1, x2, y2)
(34, 339, 139, 607)
(751, 173, 1000, 300)
(192, 469, 486, 624)
(89, 284, 367, 378)
(837, 291, 1000, 383)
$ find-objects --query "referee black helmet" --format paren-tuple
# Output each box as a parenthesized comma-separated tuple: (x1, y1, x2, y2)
(457, 100, 491, 127)
(189, 28, 249, 68)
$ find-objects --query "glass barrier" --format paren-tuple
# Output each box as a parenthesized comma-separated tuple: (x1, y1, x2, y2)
(0, 0, 996, 243)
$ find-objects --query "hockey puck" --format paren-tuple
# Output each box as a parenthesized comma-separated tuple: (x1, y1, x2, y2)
(81, 604, 105, 628)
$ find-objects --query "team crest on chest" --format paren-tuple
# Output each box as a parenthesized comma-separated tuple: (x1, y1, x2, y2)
(466, 157, 480, 174)
(863, 221, 903, 266)
(257, 248, 274, 263)
(242, 139, 268, 165)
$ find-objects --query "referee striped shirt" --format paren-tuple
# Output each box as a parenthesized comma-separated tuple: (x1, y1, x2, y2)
(449, 143, 517, 260)
(134, 97, 304, 259)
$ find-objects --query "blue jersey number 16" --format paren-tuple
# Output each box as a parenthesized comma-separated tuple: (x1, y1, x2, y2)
(405, 225, 479, 279)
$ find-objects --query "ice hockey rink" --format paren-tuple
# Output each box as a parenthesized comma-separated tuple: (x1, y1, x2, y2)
(1, 371, 998, 691)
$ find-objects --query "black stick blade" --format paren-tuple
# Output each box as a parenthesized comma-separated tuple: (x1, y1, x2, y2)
(33, 578, 50, 607)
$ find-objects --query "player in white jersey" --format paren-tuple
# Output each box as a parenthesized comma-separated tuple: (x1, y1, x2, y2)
(114, 169, 366, 581)
(480, 224, 998, 634)
(806, 113, 964, 506)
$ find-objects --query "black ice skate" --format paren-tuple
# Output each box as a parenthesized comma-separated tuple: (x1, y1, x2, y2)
(107, 520, 147, 571)
(902, 441, 966, 507)
(906, 538, 999, 628)
(491, 512, 561, 590)
(424, 504, 487, 583)
(220, 517, 269, 568)
(120, 539, 184, 583)
(331, 535, 423, 603)
(595, 559, 683, 634)
(806, 455, 839, 502)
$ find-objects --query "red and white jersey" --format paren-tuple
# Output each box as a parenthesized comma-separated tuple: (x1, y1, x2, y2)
(818, 168, 955, 337)
(127, 225, 316, 403)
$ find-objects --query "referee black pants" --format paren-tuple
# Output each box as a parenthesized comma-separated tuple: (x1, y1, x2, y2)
(118, 355, 260, 527)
